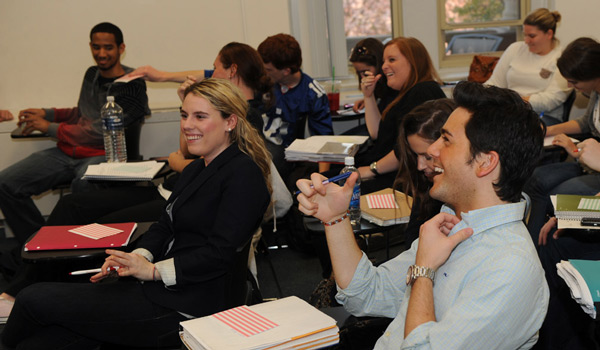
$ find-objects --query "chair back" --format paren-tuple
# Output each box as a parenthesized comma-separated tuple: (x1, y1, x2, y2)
(125, 119, 144, 161)
(561, 90, 577, 123)
(223, 239, 253, 308)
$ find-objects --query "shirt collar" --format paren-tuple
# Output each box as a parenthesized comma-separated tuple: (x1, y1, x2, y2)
(441, 201, 526, 237)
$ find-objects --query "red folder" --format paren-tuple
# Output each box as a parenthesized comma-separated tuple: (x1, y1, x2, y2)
(24, 223, 138, 251)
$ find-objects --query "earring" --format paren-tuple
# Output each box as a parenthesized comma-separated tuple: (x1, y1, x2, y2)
(228, 128, 232, 132)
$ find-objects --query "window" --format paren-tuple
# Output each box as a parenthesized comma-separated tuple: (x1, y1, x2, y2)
(438, 0, 530, 67)
(289, 0, 400, 80)
(343, 0, 394, 59)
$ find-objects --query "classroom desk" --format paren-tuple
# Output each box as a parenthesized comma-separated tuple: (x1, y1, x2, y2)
(10, 126, 49, 139)
(303, 216, 403, 262)
(331, 110, 365, 127)
(21, 221, 153, 263)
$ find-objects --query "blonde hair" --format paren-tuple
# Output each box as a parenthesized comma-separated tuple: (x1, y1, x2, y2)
(184, 78, 272, 195)
(524, 8, 561, 41)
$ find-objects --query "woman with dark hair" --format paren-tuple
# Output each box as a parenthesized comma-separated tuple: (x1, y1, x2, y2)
(2, 79, 272, 349)
(348, 38, 396, 113)
(394, 98, 456, 249)
(352, 37, 446, 193)
(485, 8, 571, 126)
(526, 37, 600, 242)
(313, 98, 455, 279)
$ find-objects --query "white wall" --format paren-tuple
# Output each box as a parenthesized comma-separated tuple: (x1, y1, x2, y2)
(2, 0, 600, 222)
(0, 0, 291, 221)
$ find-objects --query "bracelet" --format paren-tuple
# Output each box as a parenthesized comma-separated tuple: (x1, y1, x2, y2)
(152, 265, 157, 281)
(321, 211, 350, 226)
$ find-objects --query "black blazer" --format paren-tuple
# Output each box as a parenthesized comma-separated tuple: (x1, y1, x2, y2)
(138, 143, 270, 317)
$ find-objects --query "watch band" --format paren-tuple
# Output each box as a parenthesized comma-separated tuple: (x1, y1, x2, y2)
(406, 264, 435, 286)
(369, 161, 379, 175)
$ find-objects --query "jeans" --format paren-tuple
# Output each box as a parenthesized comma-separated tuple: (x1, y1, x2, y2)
(2, 280, 186, 350)
(0, 148, 105, 244)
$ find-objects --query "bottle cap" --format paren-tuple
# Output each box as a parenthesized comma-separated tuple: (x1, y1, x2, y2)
(344, 156, 354, 166)
(107, 96, 115, 102)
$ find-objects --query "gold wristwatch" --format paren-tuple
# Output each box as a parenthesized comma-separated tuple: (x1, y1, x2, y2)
(406, 265, 435, 286)
(369, 161, 379, 175)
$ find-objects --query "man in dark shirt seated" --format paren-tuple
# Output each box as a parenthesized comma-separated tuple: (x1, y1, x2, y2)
(0, 22, 150, 245)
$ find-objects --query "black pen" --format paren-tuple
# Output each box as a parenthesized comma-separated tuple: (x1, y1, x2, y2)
(293, 172, 352, 195)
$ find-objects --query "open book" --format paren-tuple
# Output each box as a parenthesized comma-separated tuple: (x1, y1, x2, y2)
(180, 296, 339, 350)
(82, 160, 164, 181)
(285, 135, 369, 163)
(557, 259, 600, 319)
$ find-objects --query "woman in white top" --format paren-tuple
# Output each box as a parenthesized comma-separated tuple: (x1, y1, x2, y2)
(486, 8, 571, 126)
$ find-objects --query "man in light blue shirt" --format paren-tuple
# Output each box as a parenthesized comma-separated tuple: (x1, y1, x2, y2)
(296, 81, 549, 349)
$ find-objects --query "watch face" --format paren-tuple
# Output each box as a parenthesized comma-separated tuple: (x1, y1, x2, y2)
(406, 265, 413, 285)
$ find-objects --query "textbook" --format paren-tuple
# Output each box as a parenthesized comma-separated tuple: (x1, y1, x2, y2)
(552, 194, 600, 230)
(557, 259, 600, 319)
(24, 222, 137, 251)
(81, 161, 164, 181)
(179, 296, 339, 350)
(360, 188, 412, 226)
(285, 135, 369, 163)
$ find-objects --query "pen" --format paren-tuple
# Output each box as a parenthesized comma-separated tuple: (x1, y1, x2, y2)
(69, 266, 119, 275)
(293, 172, 352, 195)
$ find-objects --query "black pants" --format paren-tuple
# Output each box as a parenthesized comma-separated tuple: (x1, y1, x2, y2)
(2, 280, 186, 350)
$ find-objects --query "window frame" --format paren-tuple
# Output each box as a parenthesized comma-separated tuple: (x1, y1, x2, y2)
(437, 0, 530, 68)
(289, 0, 402, 80)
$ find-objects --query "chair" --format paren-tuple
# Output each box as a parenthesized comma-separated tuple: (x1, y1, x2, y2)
(446, 33, 503, 55)
(561, 90, 577, 123)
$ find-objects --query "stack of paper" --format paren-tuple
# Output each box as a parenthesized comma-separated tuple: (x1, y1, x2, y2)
(180, 296, 339, 350)
(82, 160, 164, 181)
(285, 135, 368, 163)
(551, 195, 600, 230)
(557, 260, 600, 319)
(361, 188, 412, 226)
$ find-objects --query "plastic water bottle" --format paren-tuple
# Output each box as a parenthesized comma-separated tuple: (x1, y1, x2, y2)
(340, 156, 361, 226)
(101, 96, 127, 162)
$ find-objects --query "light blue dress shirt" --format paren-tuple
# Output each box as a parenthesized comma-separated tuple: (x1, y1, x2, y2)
(336, 201, 549, 349)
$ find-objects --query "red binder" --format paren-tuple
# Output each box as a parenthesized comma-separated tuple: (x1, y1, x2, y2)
(24, 223, 138, 251)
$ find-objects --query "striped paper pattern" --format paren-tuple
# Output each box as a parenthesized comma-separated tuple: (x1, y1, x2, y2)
(212, 305, 279, 337)
(366, 193, 399, 209)
(68, 223, 124, 240)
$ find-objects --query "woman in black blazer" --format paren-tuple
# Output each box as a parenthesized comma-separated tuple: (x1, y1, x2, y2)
(2, 79, 272, 349)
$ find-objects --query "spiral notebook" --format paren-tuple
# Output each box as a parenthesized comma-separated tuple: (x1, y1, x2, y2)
(552, 195, 600, 230)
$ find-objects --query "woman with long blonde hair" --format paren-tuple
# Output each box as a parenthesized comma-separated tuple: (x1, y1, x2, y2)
(2, 78, 271, 350)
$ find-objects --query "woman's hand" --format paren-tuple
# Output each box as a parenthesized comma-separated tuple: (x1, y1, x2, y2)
(177, 76, 198, 102)
(552, 134, 579, 158)
(296, 172, 357, 223)
(358, 166, 375, 181)
(126, 65, 165, 82)
(360, 72, 381, 98)
(353, 99, 365, 113)
(90, 249, 159, 283)
(578, 138, 600, 172)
